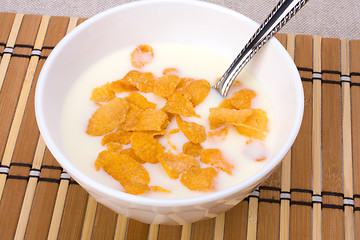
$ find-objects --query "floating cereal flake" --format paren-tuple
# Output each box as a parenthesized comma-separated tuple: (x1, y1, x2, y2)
(164, 90, 199, 117)
(163, 68, 179, 75)
(153, 74, 181, 98)
(120, 148, 145, 164)
(180, 167, 217, 191)
(125, 92, 156, 110)
(90, 82, 115, 103)
(102, 130, 132, 146)
(183, 142, 203, 157)
(235, 109, 268, 140)
(230, 88, 256, 109)
(218, 99, 234, 109)
(208, 107, 254, 129)
(110, 79, 138, 93)
(167, 128, 180, 151)
(176, 77, 193, 89)
(106, 142, 123, 153)
(131, 44, 154, 69)
(151, 186, 171, 193)
(118, 70, 156, 93)
(157, 152, 200, 179)
(131, 132, 164, 164)
(86, 98, 129, 136)
(123, 108, 168, 132)
(95, 150, 150, 195)
(184, 79, 211, 106)
(208, 127, 229, 141)
(176, 115, 206, 144)
(200, 149, 234, 175)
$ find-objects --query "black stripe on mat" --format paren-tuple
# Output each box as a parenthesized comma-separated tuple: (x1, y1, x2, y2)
(14, 44, 34, 49)
(41, 165, 63, 170)
(322, 191, 344, 197)
(10, 162, 32, 168)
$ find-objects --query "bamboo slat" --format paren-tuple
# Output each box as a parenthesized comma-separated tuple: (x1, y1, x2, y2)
(0, 12, 358, 240)
(312, 35, 322, 240)
(321, 37, 344, 240)
(341, 38, 355, 240)
(290, 34, 313, 240)
(350, 39, 360, 240)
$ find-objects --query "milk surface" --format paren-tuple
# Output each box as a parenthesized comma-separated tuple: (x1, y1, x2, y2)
(61, 43, 277, 199)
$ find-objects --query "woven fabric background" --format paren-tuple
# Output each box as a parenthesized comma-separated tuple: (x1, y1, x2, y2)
(0, 0, 359, 40)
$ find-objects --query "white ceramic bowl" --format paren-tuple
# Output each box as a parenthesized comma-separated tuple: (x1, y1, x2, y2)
(35, 0, 304, 225)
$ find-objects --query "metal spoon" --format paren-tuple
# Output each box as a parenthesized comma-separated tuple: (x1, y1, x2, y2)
(213, 0, 309, 97)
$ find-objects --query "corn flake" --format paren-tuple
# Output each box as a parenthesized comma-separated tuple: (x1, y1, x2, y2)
(95, 150, 150, 195)
(123, 109, 168, 132)
(120, 148, 146, 164)
(209, 108, 254, 129)
(208, 127, 229, 141)
(151, 186, 171, 193)
(153, 74, 181, 97)
(200, 149, 234, 175)
(131, 132, 164, 164)
(164, 90, 199, 117)
(118, 70, 156, 93)
(125, 92, 156, 110)
(184, 79, 211, 106)
(183, 142, 203, 157)
(131, 44, 154, 69)
(176, 115, 206, 144)
(106, 142, 123, 153)
(235, 109, 268, 140)
(86, 98, 129, 136)
(90, 83, 115, 103)
(102, 130, 132, 146)
(180, 167, 217, 191)
(163, 68, 179, 75)
(157, 152, 200, 179)
(230, 88, 256, 109)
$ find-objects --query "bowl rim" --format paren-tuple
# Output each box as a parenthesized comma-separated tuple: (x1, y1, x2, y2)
(35, 0, 304, 207)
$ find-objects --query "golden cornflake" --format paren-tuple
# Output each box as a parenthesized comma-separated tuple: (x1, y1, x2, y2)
(180, 167, 217, 191)
(184, 79, 211, 106)
(235, 109, 268, 140)
(157, 152, 200, 179)
(86, 98, 129, 136)
(106, 142, 123, 153)
(120, 148, 146, 164)
(102, 130, 132, 146)
(125, 92, 156, 110)
(110, 79, 138, 93)
(182, 142, 203, 157)
(209, 107, 254, 129)
(131, 132, 164, 164)
(131, 44, 154, 69)
(95, 150, 150, 195)
(123, 108, 168, 132)
(176, 116, 206, 144)
(230, 88, 256, 109)
(90, 83, 115, 103)
(218, 99, 234, 109)
(164, 90, 198, 117)
(200, 149, 234, 175)
(208, 127, 229, 141)
(118, 70, 156, 93)
(151, 186, 171, 193)
(163, 67, 179, 75)
(153, 74, 181, 98)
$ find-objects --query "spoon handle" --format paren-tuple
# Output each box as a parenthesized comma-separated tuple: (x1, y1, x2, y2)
(213, 0, 309, 97)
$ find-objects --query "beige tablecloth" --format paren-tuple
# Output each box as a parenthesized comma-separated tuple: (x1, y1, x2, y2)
(0, 0, 359, 40)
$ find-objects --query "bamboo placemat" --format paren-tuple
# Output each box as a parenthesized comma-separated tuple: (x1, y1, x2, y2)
(0, 12, 359, 240)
